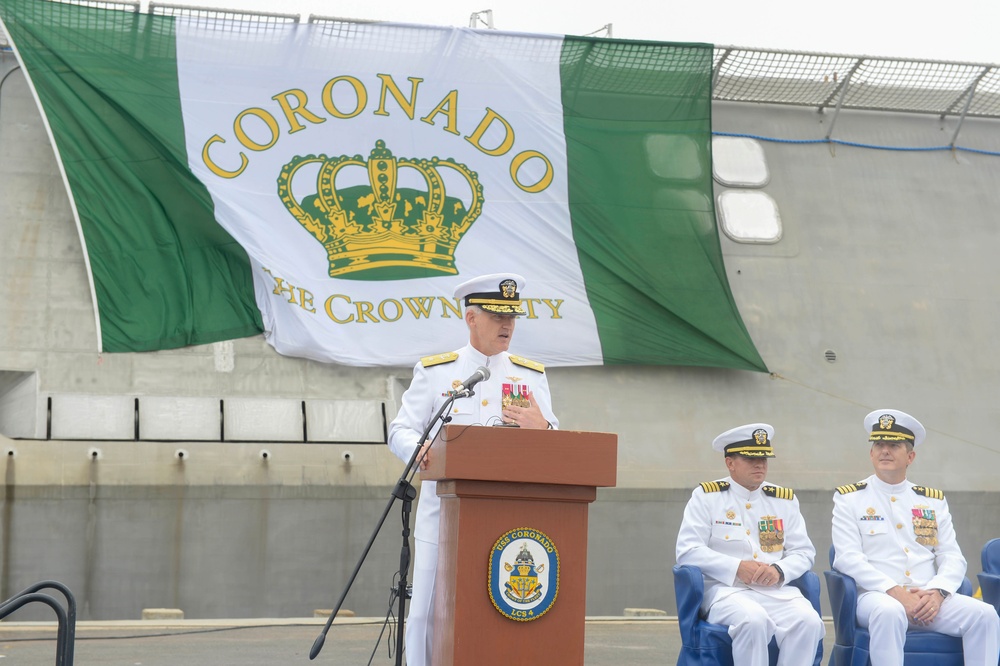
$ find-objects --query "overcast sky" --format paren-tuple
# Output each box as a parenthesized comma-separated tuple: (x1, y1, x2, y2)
(132, 0, 999, 64)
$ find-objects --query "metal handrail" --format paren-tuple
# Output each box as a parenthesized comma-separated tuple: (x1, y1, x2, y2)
(0, 580, 76, 665)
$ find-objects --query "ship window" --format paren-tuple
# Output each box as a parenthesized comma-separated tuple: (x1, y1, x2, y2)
(645, 134, 702, 180)
(712, 137, 769, 187)
(717, 190, 782, 244)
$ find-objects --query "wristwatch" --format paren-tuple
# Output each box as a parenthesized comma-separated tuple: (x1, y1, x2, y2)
(936, 588, 951, 598)
(772, 564, 785, 583)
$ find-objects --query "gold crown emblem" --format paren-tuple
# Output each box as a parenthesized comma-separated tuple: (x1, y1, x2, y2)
(278, 140, 484, 279)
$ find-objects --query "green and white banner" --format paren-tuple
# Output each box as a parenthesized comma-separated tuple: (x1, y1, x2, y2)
(0, 0, 766, 371)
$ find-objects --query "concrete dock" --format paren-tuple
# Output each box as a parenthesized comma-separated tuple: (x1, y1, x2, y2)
(0, 616, 836, 664)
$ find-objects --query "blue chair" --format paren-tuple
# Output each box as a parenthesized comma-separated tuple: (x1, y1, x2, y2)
(977, 537, 1000, 617)
(825, 545, 973, 666)
(673, 563, 823, 666)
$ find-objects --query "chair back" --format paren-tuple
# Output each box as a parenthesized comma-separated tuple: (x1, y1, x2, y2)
(789, 570, 823, 616)
(671, 564, 705, 645)
(981, 538, 1000, 574)
(978, 541, 1000, 618)
(824, 567, 859, 648)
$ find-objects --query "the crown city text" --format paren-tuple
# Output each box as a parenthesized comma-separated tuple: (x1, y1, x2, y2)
(200, 74, 554, 194)
(265, 270, 564, 323)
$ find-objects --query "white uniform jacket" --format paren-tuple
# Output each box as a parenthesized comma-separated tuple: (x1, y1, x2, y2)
(387, 344, 558, 545)
(676, 476, 817, 612)
(831, 474, 967, 595)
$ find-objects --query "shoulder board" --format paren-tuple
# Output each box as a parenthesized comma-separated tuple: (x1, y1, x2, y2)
(835, 481, 868, 495)
(762, 485, 795, 500)
(912, 485, 945, 500)
(421, 352, 458, 368)
(509, 354, 544, 373)
(699, 481, 730, 494)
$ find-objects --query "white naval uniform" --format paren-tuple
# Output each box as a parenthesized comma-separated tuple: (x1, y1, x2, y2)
(387, 344, 557, 666)
(832, 474, 1000, 666)
(676, 477, 825, 666)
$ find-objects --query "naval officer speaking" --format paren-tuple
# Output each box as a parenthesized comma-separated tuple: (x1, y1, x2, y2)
(387, 273, 558, 666)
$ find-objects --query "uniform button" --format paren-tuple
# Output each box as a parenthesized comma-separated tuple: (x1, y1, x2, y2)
(753, 553, 758, 559)
(896, 523, 903, 529)
(746, 529, 751, 535)
(905, 570, 911, 576)
(746, 503, 752, 509)
(725, 535, 729, 540)
(453, 408, 459, 413)
(869, 530, 875, 535)
(891, 497, 897, 502)
(482, 399, 489, 406)
(904, 548, 909, 553)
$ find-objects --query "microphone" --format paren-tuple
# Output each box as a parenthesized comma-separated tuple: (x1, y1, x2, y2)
(456, 366, 490, 395)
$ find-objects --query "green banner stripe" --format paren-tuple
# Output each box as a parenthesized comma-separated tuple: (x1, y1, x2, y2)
(560, 36, 766, 371)
(1, 0, 261, 351)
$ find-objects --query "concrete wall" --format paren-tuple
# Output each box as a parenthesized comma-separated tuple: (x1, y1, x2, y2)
(1, 438, 995, 620)
(2, 48, 1000, 619)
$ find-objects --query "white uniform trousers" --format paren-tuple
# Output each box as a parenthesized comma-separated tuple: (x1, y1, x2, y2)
(706, 589, 825, 666)
(404, 538, 437, 666)
(857, 591, 1000, 666)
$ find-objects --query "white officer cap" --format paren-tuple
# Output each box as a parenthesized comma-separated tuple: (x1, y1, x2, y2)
(865, 409, 925, 447)
(454, 273, 527, 316)
(711, 423, 776, 458)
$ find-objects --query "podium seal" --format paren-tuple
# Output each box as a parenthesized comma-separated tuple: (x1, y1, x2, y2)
(488, 527, 560, 621)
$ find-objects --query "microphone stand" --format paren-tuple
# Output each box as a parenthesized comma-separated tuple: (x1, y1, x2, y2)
(309, 388, 472, 662)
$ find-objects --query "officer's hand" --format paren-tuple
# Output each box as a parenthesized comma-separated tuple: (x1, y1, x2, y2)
(736, 560, 764, 585)
(912, 588, 945, 625)
(501, 392, 549, 429)
(750, 564, 782, 587)
(887, 585, 924, 623)
(418, 441, 432, 470)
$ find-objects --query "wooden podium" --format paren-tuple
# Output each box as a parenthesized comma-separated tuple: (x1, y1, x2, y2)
(422, 425, 618, 665)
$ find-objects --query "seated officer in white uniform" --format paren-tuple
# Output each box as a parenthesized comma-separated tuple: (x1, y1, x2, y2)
(832, 409, 1000, 666)
(676, 423, 825, 666)
(387, 273, 558, 666)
